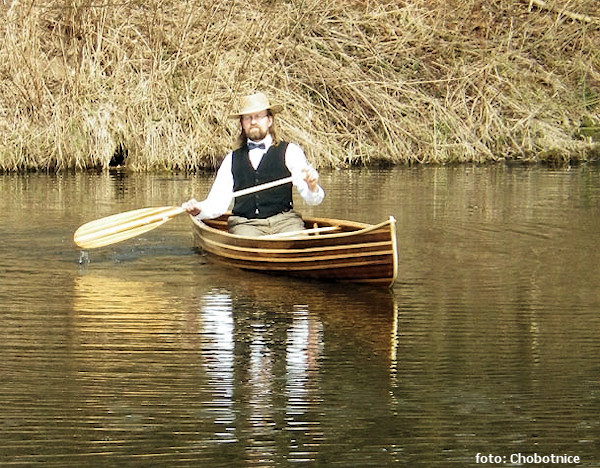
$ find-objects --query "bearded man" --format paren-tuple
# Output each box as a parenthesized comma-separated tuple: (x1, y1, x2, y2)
(182, 92, 324, 236)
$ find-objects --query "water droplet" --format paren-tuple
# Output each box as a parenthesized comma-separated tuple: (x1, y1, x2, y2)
(78, 250, 90, 265)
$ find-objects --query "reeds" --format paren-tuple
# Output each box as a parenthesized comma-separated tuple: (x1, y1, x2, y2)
(0, 0, 599, 172)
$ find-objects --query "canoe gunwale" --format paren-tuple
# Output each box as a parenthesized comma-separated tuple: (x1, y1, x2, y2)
(195, 214, 387, 241)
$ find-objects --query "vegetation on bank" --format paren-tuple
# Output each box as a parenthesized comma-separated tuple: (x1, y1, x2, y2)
(0, 0, 599, 172)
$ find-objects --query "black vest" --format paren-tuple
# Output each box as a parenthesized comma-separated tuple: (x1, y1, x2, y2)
(231, 141, 293, 219)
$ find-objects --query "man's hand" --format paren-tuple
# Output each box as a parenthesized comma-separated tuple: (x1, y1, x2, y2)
(182, 198, 202, 216)
(302, 167, 319, 193)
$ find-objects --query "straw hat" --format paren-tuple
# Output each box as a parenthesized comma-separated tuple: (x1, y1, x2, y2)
(229, 92, 283, 119)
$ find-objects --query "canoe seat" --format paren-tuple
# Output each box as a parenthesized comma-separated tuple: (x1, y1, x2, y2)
(263, 225, 341, 238)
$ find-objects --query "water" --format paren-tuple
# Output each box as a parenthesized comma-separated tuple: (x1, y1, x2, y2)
(0, 166, 599, 466)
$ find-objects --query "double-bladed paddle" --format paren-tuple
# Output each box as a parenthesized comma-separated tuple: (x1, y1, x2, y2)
(73, 176, 293, 249)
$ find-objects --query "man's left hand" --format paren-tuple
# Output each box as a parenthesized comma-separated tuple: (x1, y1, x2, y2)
(302, 167, 319, 192)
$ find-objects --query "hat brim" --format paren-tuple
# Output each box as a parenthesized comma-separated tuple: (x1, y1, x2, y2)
(229, 103, 283, 119)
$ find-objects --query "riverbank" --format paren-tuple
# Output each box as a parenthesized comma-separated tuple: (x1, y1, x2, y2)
(0, 0, 599, 172)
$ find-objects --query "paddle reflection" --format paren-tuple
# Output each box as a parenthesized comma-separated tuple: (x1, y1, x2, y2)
(72, 274, 172, 328)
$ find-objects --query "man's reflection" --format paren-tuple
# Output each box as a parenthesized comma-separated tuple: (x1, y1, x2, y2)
(198, 289, 324, 464)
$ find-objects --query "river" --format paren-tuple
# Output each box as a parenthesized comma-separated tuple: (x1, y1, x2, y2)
(0, 165, 598, 466)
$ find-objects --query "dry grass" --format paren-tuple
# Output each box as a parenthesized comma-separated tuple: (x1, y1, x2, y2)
(0, 0, 599, 172)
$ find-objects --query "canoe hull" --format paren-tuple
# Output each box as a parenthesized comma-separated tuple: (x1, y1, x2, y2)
(190, 214, 398, 287)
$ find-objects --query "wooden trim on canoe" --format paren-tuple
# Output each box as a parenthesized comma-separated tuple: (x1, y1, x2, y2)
(389, 216, 398, 285)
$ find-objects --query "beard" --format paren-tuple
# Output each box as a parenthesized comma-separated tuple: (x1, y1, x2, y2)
(246, 126, 269, 141)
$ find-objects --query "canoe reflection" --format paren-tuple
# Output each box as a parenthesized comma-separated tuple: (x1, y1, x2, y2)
(72, 272, 398, 465)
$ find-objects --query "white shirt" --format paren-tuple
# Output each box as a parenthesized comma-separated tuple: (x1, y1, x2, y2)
(196, 134, 325, 219)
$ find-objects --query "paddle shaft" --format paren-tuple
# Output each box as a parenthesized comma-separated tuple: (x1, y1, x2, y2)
(170, 175, 295, 219)
(232, 176, 293, 198)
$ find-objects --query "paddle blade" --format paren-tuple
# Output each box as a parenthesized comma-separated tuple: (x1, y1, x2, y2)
(74, 206, 185, 249)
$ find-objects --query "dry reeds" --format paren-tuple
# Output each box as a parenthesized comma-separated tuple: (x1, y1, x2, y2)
(0, 0, 599, 172)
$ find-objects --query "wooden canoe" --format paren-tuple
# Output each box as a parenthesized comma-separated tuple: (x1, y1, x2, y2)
(190, 214, 398, 287)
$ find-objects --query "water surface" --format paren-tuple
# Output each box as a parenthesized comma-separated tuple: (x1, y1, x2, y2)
(0, 166, 598, 466)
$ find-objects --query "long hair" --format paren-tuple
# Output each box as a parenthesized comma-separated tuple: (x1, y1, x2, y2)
(236, 111, 280, 148)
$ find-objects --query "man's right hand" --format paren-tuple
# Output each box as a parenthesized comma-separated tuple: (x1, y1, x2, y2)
(182, 199, 202, 216)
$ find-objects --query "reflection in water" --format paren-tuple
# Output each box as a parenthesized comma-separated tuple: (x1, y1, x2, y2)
(199, 292, 235, 440)
(68, 271, 398, 466)
(195, 280, 397, 465)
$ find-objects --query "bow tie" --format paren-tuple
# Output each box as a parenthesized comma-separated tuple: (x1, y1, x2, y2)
(248, 142, 266, 150)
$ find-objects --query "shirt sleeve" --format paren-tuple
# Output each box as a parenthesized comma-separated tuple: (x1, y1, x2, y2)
(285, 143, 325, 206)
(196, 152, 235, 219)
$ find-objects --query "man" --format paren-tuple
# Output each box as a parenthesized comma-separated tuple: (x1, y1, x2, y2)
(182, 92, 325, 236)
